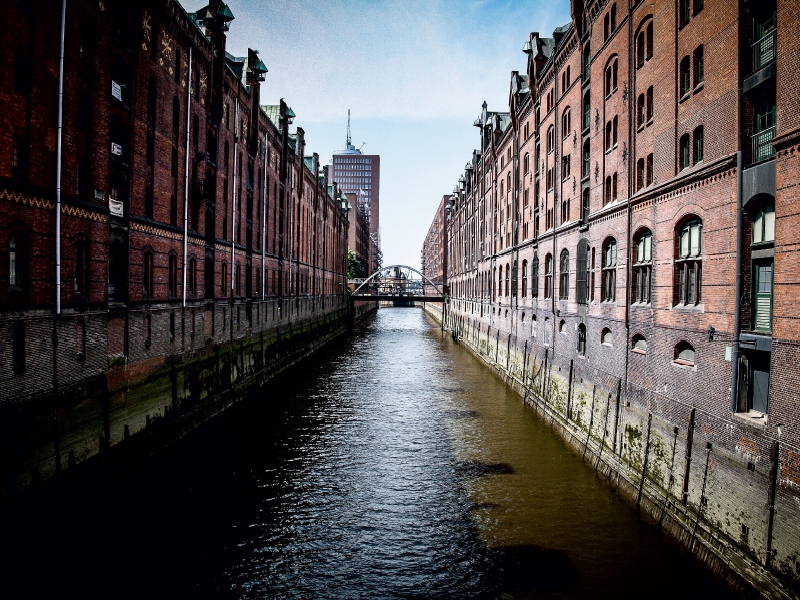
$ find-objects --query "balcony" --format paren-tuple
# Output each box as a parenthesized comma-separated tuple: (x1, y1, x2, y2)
(752, 29, 776, 73)
(751, 125, 776, 163)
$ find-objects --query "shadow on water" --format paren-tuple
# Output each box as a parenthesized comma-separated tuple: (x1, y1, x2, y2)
(0, 308, 741, 599)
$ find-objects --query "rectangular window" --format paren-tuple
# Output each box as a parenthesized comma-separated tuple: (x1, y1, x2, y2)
(753, 260, 773, 331)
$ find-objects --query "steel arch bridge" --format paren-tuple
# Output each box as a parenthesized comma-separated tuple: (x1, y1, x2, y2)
(349, 265, 446, 303)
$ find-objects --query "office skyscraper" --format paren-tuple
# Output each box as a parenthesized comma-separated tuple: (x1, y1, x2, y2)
(331, 111, 381, 274)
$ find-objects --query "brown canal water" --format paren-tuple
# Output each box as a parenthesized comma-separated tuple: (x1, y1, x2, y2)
(1, 308, 737, 599)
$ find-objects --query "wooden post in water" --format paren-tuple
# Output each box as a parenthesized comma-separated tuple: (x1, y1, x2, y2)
(637, 413, 653, 509)
(566, 359, 574, 419)
(681, 407, 696, 506)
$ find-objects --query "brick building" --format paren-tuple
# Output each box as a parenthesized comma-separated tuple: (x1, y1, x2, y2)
(420, 194, 448, 293)
(345, 190, 370, 277)
(430, 0, 800, 593)
(0, 0, 352, 491)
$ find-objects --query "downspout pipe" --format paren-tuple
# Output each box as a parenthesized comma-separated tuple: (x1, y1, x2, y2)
(262, 134, 267, 299)
(55, 0, 66, 315)
(730, 0, 745, 412)
(182, 47, 192, 308)
(232, 99, 239, 299)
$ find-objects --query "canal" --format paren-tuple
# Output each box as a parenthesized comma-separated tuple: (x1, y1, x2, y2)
(2, 308, 736, 598)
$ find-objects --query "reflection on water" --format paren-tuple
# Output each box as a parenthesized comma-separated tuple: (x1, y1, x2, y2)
(1, 308, 736, 599)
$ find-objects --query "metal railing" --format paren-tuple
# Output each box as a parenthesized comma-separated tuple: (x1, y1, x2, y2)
(751, 126, 776, 163)
(752, 29, 776, 72)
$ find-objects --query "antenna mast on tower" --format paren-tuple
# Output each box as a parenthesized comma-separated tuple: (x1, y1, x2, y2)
(346, 109, 351, 146)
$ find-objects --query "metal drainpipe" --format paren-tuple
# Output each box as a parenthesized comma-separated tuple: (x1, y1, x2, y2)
(262, 134, 267, 299)
(731, 0, 745, 410)
(624, 0, 633, 407)
(55, 0, 66, 316)
(182, 47, 192, 309)
(52, 0, 67, 475)
(232, 99, 239, 304)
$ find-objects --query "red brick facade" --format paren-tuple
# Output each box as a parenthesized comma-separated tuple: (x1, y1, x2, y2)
(0, 0, 350, 459)
(421, 195, 448, 292)
(431, 0, 800, 592)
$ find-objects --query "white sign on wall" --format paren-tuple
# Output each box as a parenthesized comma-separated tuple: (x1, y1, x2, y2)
(109, 198, 124, 217)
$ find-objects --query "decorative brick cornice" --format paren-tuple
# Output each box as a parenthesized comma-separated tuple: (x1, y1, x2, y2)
(0, 188, 54, 211)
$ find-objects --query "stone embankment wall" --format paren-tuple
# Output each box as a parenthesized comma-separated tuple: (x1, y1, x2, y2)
(0, 301, 376, 500)
(425, 302, 799, 600)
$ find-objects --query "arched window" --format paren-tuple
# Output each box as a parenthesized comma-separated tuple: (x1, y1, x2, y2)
(582, 139, 591, 178)
(581, 187, 590, 221)
(559, 249, 570, 300)
(559, 319, 567, 333)
(633, 229, 653, 304)
(637, 94, 646, 127)
(547, 125, 555, 153)
(674, 341, 695, 366)
(143, 251, 154, 299)
(601, 328, 613, 346)
(544, 254, 553, 299)
(505, 264, 510, 297)
(693, 45, 704, 86)
(532, 256, 539, 298)
(605, 59, 618, 97)
(602, 239, 617, 302)
(523, 153, 529, 175)
(676, 218, 702, 305)
(12, 322, 25, 374)
(576, 238, 590, 304)
(562, 109, 571, 137)
(522, 259, 528, 297)
(680, 56, 691, 96)
(632, 334, 648, 354)
(693, 126, 704, 164)
(680, 134, 691, 170)
(646, 22, 654, 59)
(582, 91, 591, 131)
(646, 86, 653, 122)
(577, 323, 586, 355)
(637, 31, 646, 68)
(638, 158, 648, 191)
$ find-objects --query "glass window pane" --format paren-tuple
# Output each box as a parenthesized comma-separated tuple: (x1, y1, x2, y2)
(690, 224, 700, 256)
(764, 208, 775, 242)
(753, 212, 763, 243)
(644, 234, 652, 261)
(680, 228, 689, 257)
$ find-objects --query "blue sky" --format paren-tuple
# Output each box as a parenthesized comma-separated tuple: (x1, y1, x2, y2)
(181, 0, 572, 269)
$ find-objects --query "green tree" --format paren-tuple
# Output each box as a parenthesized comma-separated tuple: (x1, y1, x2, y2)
(347, 249, 361, 279)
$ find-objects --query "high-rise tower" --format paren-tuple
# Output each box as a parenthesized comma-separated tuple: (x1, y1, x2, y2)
(331, 111, 381, 274)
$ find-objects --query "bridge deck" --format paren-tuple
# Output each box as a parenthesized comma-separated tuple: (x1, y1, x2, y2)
(350, 295, 444, 302)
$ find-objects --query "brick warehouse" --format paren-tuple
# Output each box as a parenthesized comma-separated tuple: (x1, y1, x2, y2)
(0, 0, 361, 496)
(426, 0, 800, 595)
(420, 194, 448, 292)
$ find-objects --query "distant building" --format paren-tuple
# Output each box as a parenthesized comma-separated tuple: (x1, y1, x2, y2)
(421, 195, 449, 294)
(331, 111, 381, 275)
(345, 192, 369, 278)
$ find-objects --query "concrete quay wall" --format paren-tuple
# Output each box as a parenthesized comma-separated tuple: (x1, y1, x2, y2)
(425, 302, 799, 600)
(0, 300, 376, 500)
